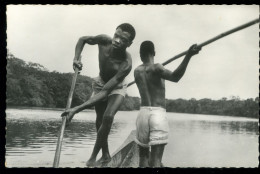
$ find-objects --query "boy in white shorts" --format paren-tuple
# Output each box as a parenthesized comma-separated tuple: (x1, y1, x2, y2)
(134, 41, 201, 167)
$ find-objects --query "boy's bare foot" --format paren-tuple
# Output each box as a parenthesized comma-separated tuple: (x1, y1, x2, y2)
(86, 158, 96, 167)
(100, 155, 111, 164)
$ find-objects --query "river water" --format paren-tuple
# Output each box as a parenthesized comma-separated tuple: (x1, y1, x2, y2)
(5, 108, 258, 168)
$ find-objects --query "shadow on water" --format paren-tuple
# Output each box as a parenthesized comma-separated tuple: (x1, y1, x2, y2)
(6, 117, 125, 156)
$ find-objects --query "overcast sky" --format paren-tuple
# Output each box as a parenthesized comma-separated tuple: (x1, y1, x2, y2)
(7, 5, 259, 100)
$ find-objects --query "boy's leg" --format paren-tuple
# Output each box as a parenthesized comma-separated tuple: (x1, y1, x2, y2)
(138, 145, 149, 167)
(150, 144, 165, 167)
(136, 108, 151, 167)
(94, 101, 109, 160)
(86, 94, 124, 166)
(94, 101, 107, 131)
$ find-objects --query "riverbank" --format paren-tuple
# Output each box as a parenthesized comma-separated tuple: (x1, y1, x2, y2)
(5, 105, 258, 119)
(6, 106, 94, 112)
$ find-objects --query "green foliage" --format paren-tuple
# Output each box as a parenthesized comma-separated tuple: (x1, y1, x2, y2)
(6, 53, 93, 108)
(166, 97, 259, 118)
(6, 52, 259, 118)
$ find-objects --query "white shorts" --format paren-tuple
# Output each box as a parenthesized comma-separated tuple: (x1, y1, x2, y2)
(135, 107, 169, 148)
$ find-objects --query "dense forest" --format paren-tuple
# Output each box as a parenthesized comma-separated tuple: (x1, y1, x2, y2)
(6, 52, 140, 111)
(6, 52, 259, 118)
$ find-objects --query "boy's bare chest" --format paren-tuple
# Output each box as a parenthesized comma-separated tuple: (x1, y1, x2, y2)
(99, 53, 124, 72)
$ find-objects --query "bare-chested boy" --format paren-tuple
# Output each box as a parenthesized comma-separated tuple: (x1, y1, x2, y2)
(61, 23, 136, 166)
(134, 41, 201, 167)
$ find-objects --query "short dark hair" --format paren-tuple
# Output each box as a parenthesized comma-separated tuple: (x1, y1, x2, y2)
(140, 41, 155, 61)
(116, 23, 136, 41)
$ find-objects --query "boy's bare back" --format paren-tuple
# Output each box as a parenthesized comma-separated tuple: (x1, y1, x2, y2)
(134, 64, 166, 108)
(134, 42, 201, 109)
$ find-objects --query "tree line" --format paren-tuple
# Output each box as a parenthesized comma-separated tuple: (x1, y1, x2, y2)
(6, 52, 258, 118)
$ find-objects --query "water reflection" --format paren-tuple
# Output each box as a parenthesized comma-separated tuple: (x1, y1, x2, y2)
(6, 115, 126, 158)
(218, 121, 257, 135)
(5, 109, 258, 167)
(172, 119, 258, 135)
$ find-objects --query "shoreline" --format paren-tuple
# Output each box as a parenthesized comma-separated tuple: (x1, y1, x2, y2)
(5, 106, 258, 119)
(5, 106, 94, 112)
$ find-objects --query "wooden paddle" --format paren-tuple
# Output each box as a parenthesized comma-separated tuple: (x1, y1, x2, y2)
(53, 56, 82, 168)
(127, 18, 259, 87)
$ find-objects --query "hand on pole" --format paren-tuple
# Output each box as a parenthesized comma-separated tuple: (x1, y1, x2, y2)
(187, 44, 201, 56)
(61, 108, 77, 126)
(73, 56, 83, 73)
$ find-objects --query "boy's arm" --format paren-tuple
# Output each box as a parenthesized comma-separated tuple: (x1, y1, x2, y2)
(73, 34, 111, 70)
(62, 55, 132, 117)
(158, 44, 201, 82)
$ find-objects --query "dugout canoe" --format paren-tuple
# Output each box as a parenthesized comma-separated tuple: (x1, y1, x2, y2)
(95, 130, 140, 167)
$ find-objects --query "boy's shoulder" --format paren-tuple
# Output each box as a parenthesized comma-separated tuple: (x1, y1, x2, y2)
(153, 63, 163, 69)
(134, 65, 144, 72)
(96, 34, 112, 45)
(134, 64, 163, 75)
(152, 63, 164, 73)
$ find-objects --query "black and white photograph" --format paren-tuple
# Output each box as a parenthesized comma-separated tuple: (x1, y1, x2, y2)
(5, 5, 259, 168)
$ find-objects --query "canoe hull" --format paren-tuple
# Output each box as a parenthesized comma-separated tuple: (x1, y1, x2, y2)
(95, 130, 139, 167)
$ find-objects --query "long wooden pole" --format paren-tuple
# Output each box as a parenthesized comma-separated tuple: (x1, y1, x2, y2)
(127, 18, 259, 87)
(53, 56, 81, 168)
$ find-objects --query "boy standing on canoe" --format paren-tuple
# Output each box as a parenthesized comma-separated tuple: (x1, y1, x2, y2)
(61, 23, 136, 166)
(134, 41, 201, 167)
